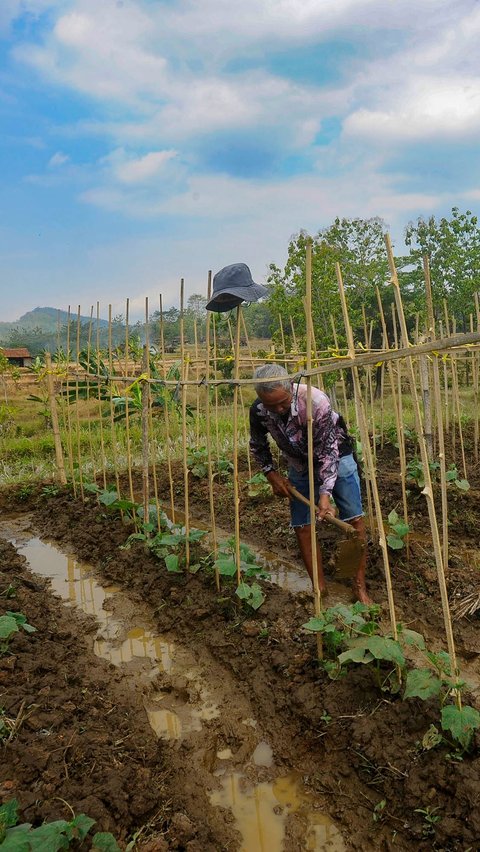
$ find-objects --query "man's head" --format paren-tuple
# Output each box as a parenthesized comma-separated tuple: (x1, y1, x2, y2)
(253, 364, 293, 415)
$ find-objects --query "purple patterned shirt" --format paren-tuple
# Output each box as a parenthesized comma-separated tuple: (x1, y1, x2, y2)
(249, 383, 350, 495)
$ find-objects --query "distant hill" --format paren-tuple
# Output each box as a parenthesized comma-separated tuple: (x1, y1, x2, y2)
(0, 307, 109, 341)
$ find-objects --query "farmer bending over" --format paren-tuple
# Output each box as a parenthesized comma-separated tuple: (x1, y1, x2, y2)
(249, 364, 372, 604)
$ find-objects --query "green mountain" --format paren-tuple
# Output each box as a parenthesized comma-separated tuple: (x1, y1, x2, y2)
(0, 307, 108, 341)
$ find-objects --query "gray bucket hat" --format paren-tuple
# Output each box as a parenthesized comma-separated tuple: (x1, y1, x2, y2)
(206, 263, 268, 313)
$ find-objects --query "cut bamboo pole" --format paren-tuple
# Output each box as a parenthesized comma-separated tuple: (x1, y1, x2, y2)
(95, 303, 107, 491)
(278, 314, 288, 369)
(289, 315, 299, 352)
(45, 352, 67, 485)
(74, 305, 84, 501)
(159, 295, 176, 524)
(180, 280, 190, 566)
(205, 273, 220, 591)
(194, 318, 201, 448)
(108, 304, 121, 503)
(64, 306, 76, 491)
(470, 313, 478, 460)
(329, 314, 350, 431)
(232, 305, 243, 586)
(85, 306, 97, 485)
(451, 317, 467, 480)
(141, 339, 150, 525)
(124, 298, 136, 508)
(375, 287, 409, 554)
(424, 256, 448, 570)
(385, 235, 459, 690)
(336, 263, 398, 637)
(305, 240, 323, 660)
(438, 319, 450, 436)
(362, 306, 376, 463)
(212, 313, 221, 460)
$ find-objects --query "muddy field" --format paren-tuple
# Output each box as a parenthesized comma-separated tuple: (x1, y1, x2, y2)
(1, 447, 480, 851)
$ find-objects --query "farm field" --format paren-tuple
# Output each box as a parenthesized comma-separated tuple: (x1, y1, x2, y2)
(1, 433, 480, 850)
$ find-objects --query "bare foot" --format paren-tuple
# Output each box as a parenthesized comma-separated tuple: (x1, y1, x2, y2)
(352, 581, 373, 606)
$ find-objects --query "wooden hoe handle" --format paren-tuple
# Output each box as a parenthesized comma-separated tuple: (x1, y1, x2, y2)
(287, 484, 357, 536)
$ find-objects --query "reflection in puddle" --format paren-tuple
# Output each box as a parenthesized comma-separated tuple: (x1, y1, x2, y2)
(11, 535, 174, 670)
(210, 771, 345, 851)
(94, 627, 174, 669)
(252, 741, 274, 767)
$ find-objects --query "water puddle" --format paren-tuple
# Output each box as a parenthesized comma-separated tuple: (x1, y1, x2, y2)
(210, 770, 345, 852)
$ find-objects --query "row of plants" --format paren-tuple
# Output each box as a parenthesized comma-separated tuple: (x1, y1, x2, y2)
(303, 603, 480, 753)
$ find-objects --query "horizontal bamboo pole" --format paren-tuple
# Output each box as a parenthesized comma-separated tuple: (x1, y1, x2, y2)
(78, 329, 480, 388)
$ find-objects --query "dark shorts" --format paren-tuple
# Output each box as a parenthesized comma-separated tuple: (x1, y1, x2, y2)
(289, 453, 363, 527)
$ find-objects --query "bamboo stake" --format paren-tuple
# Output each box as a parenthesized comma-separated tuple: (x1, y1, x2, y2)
(194, 318, 201, 448)
(159, 295, 176, 524)
(85, 306, 97, 485)
(375, 287, 409, 554)
(180, 280, 190, 566)
(205, 273, 220, 591)
(232, 305, 242, 586)
(385, 236, 459, 690)
(64, 306, 76, 493)
(289, 315, 299, 352)
(305, 241, 323, 660)
(337, 263, 398, 637)
(424, 257, 448, 570)
(278, 314, 288, 370)
(95, 303, 107, 490)
(451, 317, 467, 480)
(470, 313, 478, 460)
(329, 314, 350, 431)
(362, 306, 376, 463)
(124, 299, 135, 507)
(74, 305, 84, 500)
(212, 313, 221, 460)
(45, 352, 67, 485)
(141, 336, 150, 525)
(108, 305, 121, 503)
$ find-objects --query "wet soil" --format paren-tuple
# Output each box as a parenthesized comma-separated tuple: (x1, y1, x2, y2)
(1, 441, 480, 850)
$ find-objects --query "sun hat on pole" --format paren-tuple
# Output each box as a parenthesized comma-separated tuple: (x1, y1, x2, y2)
(206, 263, 268, 313)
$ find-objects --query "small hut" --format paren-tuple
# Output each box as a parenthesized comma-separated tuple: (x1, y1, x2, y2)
(1, 348, 33, 368)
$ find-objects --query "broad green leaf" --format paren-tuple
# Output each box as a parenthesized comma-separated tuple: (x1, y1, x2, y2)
(302, 617, 327, 633)
(215, 558, 237, 577)
(392, 522, 410, 537)
(0, 824, 32, 851)
(247, 583, 265, 610)
(356, 636, 405, 665)
(0, 616, 18, 640)
(0, 800, 19, 831)
(445, 469, 457, 481)
(27, 820, 71, 851)
(455, 478, 470, 491)
(6, 612, 26, 625)
(441, 704, 480, 750)
(387, 510, 399, 526)
(338, 646, 374, 665)
(91, 832, 121, 851)
(404, 668, 442, 700)
(99, 491, 119, 507)
(21, 623, 36, 634)
(159, 534, 183, 546)
(387, 534, 404, 550)
(398, 627, 426, 650)
(235, 582, 250, 600)
(164, 554, 181, 573)
(71, 814, 96, 841)
(188, 528, 207, 542)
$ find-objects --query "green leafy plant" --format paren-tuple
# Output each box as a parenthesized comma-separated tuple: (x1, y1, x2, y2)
(187, 447, 233, 479)
(0, 798, 120, 850)
(385, 509, 410, 550)
(246, 472, 272, 499)
(445, 463, 470, 492)
(41, 484, 61, 498)
(0, 612, 36, 653)
(235, 581, 265, 610)
(414, 806, 442, 837)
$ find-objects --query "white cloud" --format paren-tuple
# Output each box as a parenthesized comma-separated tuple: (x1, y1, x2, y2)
(48, 150, 69, 167)
(103, 148, 178, 184)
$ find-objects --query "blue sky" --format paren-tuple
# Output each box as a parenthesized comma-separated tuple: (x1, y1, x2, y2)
(1, 0, 479, 320)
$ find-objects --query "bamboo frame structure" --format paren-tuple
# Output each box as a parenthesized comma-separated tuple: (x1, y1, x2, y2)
(205, 273, 220, 591)
(180, 280, 191, 566)
(385, 235, 459, 693)
(159, 295, 176, 524)
(45, 352, 67, 485)
(74, 305, 84, 500)
(232, 305, 243, 586)
(336, 262, 398, 638)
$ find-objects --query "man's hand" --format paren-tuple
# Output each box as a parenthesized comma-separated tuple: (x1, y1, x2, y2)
(317, 493, 334, 521)
(266, 470, 292, 499)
